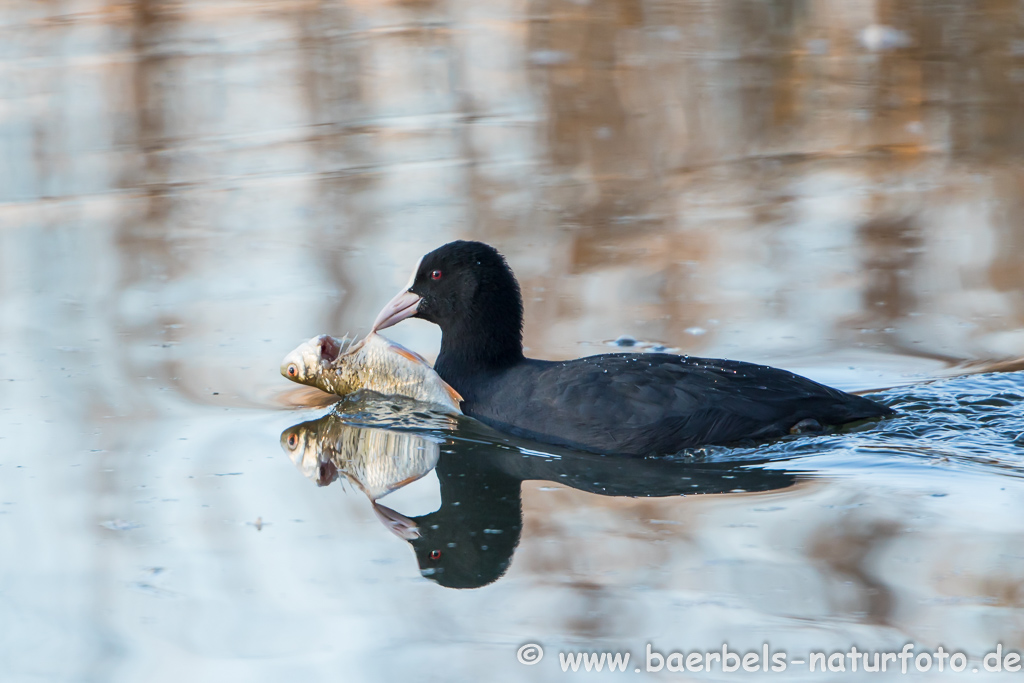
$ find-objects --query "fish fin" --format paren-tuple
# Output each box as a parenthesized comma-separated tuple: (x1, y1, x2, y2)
(391, 345, 432, 367)
(390, 473, 425, 490)
(375, 333, 431, 365)
(344, 335, 367, 355)
(441, 380, 463, 404)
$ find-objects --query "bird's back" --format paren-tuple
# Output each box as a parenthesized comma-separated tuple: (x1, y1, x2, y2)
(451, 353, 892, 456)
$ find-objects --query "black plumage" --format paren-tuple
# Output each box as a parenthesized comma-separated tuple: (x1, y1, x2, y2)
(374, 240, 894, 456)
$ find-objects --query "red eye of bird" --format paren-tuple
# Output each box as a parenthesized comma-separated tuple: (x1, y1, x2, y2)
(429, 549, 442, 560)
(431, 270, 442, 281)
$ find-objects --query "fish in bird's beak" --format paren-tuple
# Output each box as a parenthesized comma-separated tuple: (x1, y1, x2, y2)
(372, 288, 422, 332)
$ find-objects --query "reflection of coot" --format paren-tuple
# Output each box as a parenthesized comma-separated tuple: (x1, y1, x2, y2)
(371, 241, 893, 455)
(375, 423, 799, 590)
(282, 405, 799, 590)
(384, 454, 523, 590)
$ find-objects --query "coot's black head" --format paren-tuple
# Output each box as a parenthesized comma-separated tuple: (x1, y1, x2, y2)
(372, 240, 524, 368)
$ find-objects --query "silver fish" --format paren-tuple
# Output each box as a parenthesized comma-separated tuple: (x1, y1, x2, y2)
(280, 332, 462, 413)
(281, 412, 445, 502)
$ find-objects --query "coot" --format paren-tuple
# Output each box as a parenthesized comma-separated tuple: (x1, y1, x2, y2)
(372, 241, 893, 455)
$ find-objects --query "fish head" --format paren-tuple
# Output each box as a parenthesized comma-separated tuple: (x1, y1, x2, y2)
(280, 335, 347, 385)
(280, 336, 321, 384)
(280, 419, 340, 486)
(280, 421, 318, 474)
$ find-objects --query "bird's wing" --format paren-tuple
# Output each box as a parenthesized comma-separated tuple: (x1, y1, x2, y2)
(515, 354, 867, 453)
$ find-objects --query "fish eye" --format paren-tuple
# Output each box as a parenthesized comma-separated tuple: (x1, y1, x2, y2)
(287, 364, 298, 377)
(430, 269, 442, 281)
(286, 433, 298, 449)
(429, 549, 442, 560)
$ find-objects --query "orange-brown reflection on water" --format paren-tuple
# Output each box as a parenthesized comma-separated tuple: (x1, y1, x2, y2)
(1, 1, 1023, 681)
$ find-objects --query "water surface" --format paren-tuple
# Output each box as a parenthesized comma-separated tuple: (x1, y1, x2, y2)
(2, 0, 1024, 680)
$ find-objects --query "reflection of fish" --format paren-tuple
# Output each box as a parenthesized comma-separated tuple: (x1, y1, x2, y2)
(280, 332, 462, 413)
(280, 413, 443, 501)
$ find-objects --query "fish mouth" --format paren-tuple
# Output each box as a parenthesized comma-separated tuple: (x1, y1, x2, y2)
(316, 459, 338, 487)
(372, 289, 422, 332)
(319, 335, 342, 363)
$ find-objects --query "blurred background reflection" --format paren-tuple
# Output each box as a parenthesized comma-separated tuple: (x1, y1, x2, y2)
(1, 1, 1023, 681)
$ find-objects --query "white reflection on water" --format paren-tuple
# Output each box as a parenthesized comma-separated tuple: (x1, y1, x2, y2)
(1, 0, 1023, 680)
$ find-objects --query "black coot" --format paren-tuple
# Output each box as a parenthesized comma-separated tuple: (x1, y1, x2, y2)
(372, 241, 893, 456)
